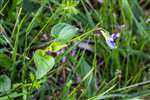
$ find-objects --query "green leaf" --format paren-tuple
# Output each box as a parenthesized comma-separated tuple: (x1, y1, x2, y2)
(46, 41, 67, 52)
(77, 58, 96, 97)
(34, 50, 55, 79)
(51, 23, 79, 43)
(0, 53, 12, 70)
(0, 92, 24, 100)
(0, 36, 7, 45)
(0, 75, 11, 93)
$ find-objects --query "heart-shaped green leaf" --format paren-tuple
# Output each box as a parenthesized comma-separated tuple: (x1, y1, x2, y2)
(51, 23, 79, 43)
(33, 50, 55, 79)
(0, 75, 11, 93)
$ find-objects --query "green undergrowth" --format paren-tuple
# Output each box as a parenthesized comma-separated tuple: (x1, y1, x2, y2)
(0, 0, 150, 99)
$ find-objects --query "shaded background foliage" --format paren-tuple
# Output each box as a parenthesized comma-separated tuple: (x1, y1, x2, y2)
(0, 0, 150, 99)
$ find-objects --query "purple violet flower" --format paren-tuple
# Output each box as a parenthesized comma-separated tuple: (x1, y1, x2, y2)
(105, 33, 120, 49)
(110, 33, 120, 40)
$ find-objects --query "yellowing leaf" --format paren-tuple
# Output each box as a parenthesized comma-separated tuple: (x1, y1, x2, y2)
(46, 41, 67, 52)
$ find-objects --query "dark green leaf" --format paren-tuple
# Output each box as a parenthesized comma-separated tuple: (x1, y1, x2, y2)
(0, 75, 11, 93)
(0, 36, 7, 45)
(0, 53, 12, 70)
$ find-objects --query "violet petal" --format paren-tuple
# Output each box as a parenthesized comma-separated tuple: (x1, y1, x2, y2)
(110, 33, 120, 41)
(106, 38, 117, 49)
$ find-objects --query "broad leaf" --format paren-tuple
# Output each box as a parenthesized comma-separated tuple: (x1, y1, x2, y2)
(0, 75, 11, 93)
(34, 50, 55, 79)
(51, 23, 79, 43)
(0, 53, 12, 70)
